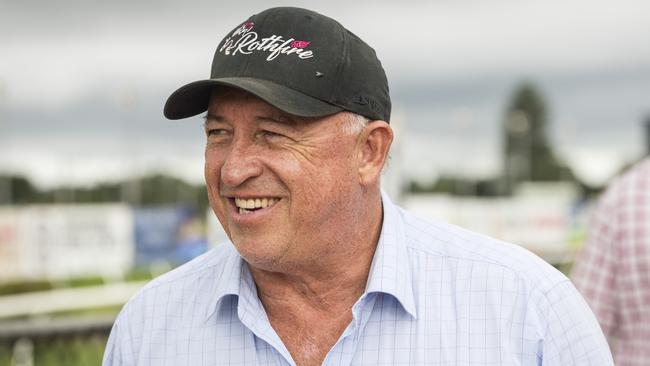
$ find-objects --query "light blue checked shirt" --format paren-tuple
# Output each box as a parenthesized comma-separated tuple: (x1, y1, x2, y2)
(104, 193, 613, 365)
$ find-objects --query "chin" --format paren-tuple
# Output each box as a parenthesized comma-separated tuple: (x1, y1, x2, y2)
(232, 238, 289, 269)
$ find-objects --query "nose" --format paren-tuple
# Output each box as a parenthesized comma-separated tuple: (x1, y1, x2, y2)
(220, 138, 264, 187)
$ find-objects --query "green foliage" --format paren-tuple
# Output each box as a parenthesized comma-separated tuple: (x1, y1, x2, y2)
(123, 268, 154, 282)
(0, 277, 107, 297)
(0, 173, 209, 212)
(408, 180, 437, 194)
(0, 335, 107, 366)
(42, 305, 122, 319)
(502, 82, 577, 193)
(408, 177, 502, 197)
(0, 175, 39, 204)
(406, 80, 587, 197)
(0, 269, 153, 296)
(0, 280, 53, 296)
(38, 335, 105, 366)
(65, 276, 105, 288)
(0, 343, 11, 366)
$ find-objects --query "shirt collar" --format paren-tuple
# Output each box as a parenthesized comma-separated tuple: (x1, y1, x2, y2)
(205, 244, 243, 320)
(363, 191, 417, 319)
(204, 191, 417, 321)
(204, 248, 292, 357)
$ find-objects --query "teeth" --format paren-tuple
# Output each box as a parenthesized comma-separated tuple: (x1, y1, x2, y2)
(234, 197, 278, 211)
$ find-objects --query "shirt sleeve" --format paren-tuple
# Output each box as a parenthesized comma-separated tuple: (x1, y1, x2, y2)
(534, 280, 614, 365)
(570, 194, 620, 339)
(103, 309, 136, 366)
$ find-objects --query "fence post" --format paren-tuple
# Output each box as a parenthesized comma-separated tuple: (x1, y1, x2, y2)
(12, 337, 34, 366)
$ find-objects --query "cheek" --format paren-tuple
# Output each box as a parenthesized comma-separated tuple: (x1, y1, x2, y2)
(282, 147, 358, 201)
(204, 156, 231, 233)
(204, 148, 224, 179)
(317, 144, 359, 184)
(204, 154, 224, 201)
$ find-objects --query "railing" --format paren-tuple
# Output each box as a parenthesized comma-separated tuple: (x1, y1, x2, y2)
(0, 282, 145, 366)
(0, 315, 114, 366)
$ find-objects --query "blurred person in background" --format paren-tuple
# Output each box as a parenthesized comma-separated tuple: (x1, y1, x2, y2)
(104, 7, 613, 365)
(571, 157, 650, 365)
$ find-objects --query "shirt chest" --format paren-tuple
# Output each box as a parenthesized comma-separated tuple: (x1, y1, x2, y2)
(135, 293, 535, 366)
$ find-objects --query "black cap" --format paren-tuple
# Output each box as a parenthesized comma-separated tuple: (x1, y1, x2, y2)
(164, 7, 391, 122)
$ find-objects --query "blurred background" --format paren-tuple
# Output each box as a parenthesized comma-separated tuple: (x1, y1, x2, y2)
(1, 0, 649, 364)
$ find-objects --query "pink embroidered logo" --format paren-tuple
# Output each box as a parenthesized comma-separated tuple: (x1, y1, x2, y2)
(290, 40, 310, 49)
(244, 22, 254, 30)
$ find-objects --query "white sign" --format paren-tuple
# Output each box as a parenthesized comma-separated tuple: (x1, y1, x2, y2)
(403, 193, 588, 263)
(0, 205, 134, 281)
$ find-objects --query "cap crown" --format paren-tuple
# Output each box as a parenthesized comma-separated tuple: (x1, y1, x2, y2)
(210, 7, 391, 121)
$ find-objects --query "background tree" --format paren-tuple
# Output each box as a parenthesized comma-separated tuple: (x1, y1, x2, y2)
(502, 82, 574, 193)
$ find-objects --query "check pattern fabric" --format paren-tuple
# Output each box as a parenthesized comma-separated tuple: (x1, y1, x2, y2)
(571, 158, 650, 366)
(104, 193, 613, 365)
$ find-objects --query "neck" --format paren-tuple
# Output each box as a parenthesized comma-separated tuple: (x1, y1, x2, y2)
(250, 190, 384, 313)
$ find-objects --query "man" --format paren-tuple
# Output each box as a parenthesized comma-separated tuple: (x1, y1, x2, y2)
(571, 157, 650, 365)
(104, 7, 613, 365)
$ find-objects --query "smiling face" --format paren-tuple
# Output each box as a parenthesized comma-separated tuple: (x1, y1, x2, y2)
(204, 88, 372, 271)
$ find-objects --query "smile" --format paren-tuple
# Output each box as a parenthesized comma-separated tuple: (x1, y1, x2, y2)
(234, 197, 279, 215)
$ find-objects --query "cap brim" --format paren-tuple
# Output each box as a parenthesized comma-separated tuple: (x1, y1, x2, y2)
(164, 77, 343, 120)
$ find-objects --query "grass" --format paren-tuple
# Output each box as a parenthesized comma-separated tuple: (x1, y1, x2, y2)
(1, 334, 108, 366)
(0, 268, 155, 296)
(0, 273, 152, 365)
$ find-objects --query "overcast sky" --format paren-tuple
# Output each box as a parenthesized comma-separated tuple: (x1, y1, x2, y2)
(1, 0, 649, 188)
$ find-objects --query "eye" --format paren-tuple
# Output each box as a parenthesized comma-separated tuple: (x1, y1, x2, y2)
(261, 130, 282, 138)
(205, 128, 233, 146)
(206, 128, 231, 137)
(258, 130, 289, 142)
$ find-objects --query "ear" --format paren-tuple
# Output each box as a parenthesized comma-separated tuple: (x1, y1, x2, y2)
(357, 121, 394, 186)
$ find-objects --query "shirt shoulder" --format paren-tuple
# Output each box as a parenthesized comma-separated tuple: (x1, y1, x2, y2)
(114, 241, 241, 333)
(392, 206, 613, 364)
(584, 158, 650, 247)
(597, 157, 650, 210)
(103, 243, 241, 365)
(397, 205, 569, 292)
(134, 242, 238, 298)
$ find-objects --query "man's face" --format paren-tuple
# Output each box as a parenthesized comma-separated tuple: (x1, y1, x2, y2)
(204, 89, 364, 270)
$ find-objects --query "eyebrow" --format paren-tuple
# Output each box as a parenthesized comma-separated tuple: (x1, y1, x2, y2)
(257, 114, 298, 126)
(202, 114, 226, 130)
(202, 113, 300, 126)
(203, 113, 224, 122)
